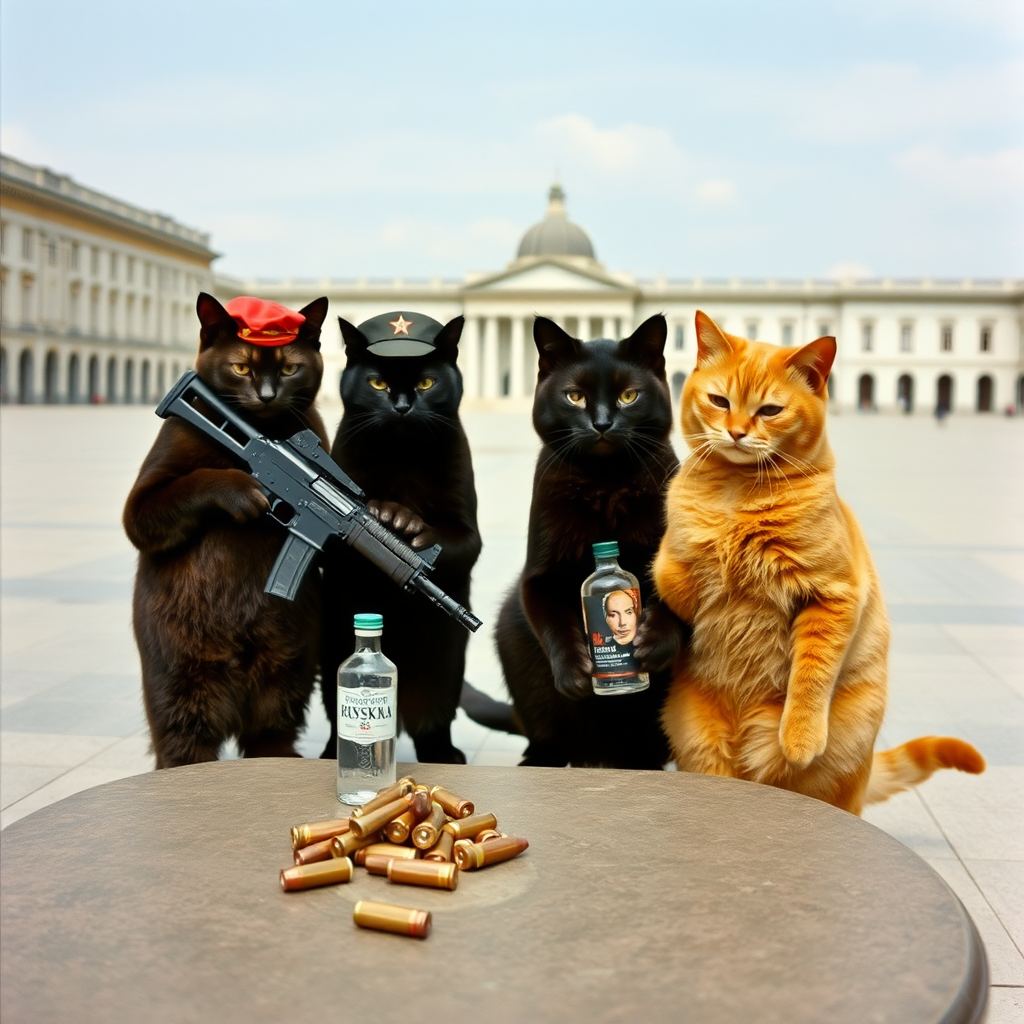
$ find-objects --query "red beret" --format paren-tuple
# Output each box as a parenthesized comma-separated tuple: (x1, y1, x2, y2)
(225, 296, 306, 346)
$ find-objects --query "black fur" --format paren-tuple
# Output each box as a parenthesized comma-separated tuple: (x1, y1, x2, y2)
(494, 315, 684, 768)
(320, 315, 481, 763)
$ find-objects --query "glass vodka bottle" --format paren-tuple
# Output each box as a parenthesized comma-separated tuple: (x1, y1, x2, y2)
(580, 540, 650, 696)
(336, 613, 397, 805)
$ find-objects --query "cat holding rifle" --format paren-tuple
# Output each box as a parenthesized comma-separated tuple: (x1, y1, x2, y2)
(493, 315, 685, 768)
(320, 311, 481, 764)
(124, 294, 329, 768)
(645, 311, 984, 812)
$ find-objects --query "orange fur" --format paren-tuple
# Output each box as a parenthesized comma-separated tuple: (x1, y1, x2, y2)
(655, 312, 984, 814)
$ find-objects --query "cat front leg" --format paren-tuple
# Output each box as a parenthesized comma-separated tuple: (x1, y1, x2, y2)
(634, 597, 690, 671)
(367, 500, 482, 573)
(520, 575, 593, 700)
(651, 545, 700, 624)
(780, 597, 858, 768)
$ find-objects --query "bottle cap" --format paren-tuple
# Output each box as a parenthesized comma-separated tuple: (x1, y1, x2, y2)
(353, 613, 384, 632)
(592, 541, 619, 559)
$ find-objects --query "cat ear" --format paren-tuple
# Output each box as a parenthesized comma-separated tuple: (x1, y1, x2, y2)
(432, 315, 465, 363)
(786, 336, 836, 393)
(338, 316, 370, 358)
(534, 316, 582, 376)
(694, 310, 734, 366)
(296, 297, 329, 350)
(196, 292, 236, 351)
(618, 314, 667, 376)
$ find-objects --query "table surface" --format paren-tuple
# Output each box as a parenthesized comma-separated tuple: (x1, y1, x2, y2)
(0, 759, 987, 1024)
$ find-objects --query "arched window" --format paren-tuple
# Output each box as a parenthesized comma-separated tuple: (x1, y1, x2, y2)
(0, 347, 8, 403)
(44, 351, 60, 403)
(157, 362, 166, 396)
(19, 349, 34, 404)
(827, 375, 835, 401)
(671, 371, 686, 404)
(858, 374, 875, 411)
(1017, 374, 1024, 414)
(68, 354, 81, 404)
(141, 361, 151, 403)
(107, 356, 118, 403)
(88, 356, 101, 403)
(897, 374, 914, 414)
(976, 375, 993, 413)
(936, 374, 953, 414)
(124, 359, 135, 404)
(674, 324, 684, 351)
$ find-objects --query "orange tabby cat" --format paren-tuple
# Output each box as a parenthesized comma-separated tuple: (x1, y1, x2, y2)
(651, 311, 984, 814)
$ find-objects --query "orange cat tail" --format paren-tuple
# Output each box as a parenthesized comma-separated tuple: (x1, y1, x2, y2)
(865, 737, 986, 805)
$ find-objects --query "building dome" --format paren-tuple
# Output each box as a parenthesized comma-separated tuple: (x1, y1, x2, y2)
(516, 184, 596, 261)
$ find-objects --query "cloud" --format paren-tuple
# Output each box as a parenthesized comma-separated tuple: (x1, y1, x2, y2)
(535, 114, 686, 178)
(695, 179, 735, 205)
(825, 262, 875, 281)
(894, 145, 1024, 204)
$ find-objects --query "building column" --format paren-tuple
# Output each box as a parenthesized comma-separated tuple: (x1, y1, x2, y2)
(602, 316, 616, 339)
(460, 316, 480, 398)
(482, 316, 499, 399)
(619, 315, 633, 337)
(510, 316, 525, 398)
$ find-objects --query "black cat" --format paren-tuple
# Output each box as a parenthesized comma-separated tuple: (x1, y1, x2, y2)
(124, 293, 329, 767)
(319, 314, 481, 764)
(494, 315, 686, 768)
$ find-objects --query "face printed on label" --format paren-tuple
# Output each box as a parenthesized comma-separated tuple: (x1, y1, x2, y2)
(604, 590, 638, 645)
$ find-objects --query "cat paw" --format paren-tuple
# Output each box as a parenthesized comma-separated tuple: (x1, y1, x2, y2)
(368, 500, 426, 537)
(634, 604, 685, 671)
(217, 470, 270, 522)
(779, 712, 829, 769)
(551, 649, 594, 701)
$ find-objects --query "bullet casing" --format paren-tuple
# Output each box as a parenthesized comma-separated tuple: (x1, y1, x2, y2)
(332, 830, 381, 858)
(474, 829, 505, 844)
(353, 900, 431, 939)
(442, 812, 498, 840)
(384, 813, 412, 844)
(387, 858, 459, 891)
(293, 837, 336, 866)
(349, 795, 414, 838)
(423, 831, 455, 863)
(350, 777, 415, 818)
(290, 818, 350, 850)
(412, 802, 447, 850)
(280, 857, 354, 891)
(354, 843, 420, 866)
(455, 836, 530, 870)
(429, 785, 475, 818)
(363, 853, 400, 876)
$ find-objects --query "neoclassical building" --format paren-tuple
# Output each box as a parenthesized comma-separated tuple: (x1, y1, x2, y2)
(0, 153, 217, 404)
(218, 185, 1024, 415)
(4, 153, 1021, 414)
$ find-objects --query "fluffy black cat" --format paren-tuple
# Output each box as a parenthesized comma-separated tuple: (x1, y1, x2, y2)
(494, 315, 685, 768)
(124, 293, 329, 767)
(319, 315, 481, 763)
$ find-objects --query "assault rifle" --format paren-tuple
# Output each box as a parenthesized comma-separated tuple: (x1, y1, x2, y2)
(155, 370, 482, 633)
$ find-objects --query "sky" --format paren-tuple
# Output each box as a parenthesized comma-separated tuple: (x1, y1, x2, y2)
(1, 0, 1022, 282)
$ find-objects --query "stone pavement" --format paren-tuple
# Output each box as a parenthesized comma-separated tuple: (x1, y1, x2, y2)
(2, 402, 1022, 1019)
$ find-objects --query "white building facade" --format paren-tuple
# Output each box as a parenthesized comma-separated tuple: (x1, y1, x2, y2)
(218, 186, 1024, 415)
(0, 154, 217, 404)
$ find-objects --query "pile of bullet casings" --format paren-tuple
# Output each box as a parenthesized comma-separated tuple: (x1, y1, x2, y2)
(281, 776, 529, 939)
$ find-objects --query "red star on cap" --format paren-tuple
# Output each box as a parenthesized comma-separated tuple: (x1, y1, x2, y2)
(389, 314, 413, 336)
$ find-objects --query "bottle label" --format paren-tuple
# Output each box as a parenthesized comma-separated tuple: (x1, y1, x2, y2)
(582, 589, 642, 678)
(338, 686, 396, 743)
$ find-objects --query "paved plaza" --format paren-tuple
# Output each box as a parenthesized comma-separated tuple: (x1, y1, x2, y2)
(2, 401, 1022, 1018)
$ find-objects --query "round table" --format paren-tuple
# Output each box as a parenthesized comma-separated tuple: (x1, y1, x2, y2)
(0, 759, 987, 1024)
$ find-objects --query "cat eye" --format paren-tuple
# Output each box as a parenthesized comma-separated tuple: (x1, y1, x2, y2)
(565, 390, 587, 408)
(708, 394, 729, 409)
(758, 405, 784, 417)
(369, 377, 389, 391)
(231, 364, 250, 376)
(618, 388, 639, 406)
(415, 378, 436, 391)
(280, 364, 299, 377)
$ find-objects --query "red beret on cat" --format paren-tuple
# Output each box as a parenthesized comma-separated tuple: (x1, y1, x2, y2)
(225, 296, 305, 346)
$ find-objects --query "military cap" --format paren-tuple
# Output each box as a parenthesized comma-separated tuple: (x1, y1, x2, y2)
(225, 296, 306, 346)
(357, 310, 445, 357)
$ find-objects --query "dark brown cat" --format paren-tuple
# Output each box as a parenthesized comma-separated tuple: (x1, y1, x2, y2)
(124, 293, 329, 768)
(494, 315, 685, 768)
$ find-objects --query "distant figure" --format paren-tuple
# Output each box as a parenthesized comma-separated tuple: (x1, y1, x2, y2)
(935, 401, 949, 425)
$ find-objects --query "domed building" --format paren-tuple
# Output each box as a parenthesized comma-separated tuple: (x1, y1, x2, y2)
(512, 184, 600, 270)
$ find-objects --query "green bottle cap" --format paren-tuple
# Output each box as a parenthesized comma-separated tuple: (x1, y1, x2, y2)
(592, 541, 620, 559)
(353, 613, 383, 631)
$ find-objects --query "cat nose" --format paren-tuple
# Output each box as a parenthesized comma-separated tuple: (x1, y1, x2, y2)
(257, 381, 277, 403)
(593, 406, 612, 433)
(393, 393, 412, 415)
(728, 429, 746, 441)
